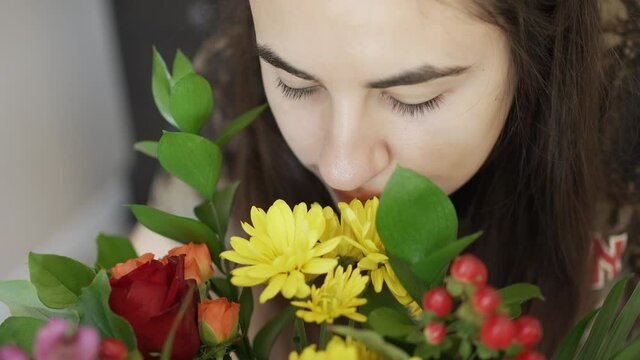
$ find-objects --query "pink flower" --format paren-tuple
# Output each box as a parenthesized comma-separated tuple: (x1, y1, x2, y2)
(34, 318, 100, 360)
(0, 345, 29, 360)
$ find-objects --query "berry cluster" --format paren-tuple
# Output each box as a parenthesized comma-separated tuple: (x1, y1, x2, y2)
(421, 254, 545, 360)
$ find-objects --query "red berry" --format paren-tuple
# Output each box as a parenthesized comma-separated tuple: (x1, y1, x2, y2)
(480, 314, 516, 350)
(424, 322, 447, 345)
(99, 338, 128, 360)
(515, 316, 544, 348)
(450, 254, 488, 286)
(472, 286, 501, 315)
(422, 287, 453, 317)
(515, 350, 546, 360)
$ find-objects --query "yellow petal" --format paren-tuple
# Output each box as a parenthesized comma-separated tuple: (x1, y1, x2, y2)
(310, 237, 341, 257)
(301, 258, 337, 275)
(282, 271, 305, 299)
(260, 273, 287, 303)
(371, 269, 384, 292)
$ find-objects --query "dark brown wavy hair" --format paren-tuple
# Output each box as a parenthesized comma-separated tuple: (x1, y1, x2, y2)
(194, 0, 627, 353)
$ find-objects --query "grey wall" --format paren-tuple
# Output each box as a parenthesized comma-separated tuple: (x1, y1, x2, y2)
(0, 0, 131, 293)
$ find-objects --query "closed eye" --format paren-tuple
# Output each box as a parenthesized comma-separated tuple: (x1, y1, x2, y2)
(275, 77, 444, 118)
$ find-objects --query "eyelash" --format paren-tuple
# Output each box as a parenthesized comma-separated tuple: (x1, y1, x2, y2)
(275, 78, 443, 117)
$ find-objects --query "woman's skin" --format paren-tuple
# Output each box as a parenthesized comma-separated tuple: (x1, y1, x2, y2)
(250, 0, 516, 203)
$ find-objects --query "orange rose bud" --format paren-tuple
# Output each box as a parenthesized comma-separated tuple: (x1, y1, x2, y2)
(167, 243, 214, 284)
(110, 253, 154, 280)
(198, 298, 240, 345)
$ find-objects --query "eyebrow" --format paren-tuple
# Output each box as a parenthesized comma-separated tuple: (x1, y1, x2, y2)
(256, 44, 470, 88)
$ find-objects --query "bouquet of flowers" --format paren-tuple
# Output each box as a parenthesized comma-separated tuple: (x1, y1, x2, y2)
(1, 49, 639, 360)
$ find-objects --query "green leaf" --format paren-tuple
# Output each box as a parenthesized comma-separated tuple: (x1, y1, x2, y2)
(499, 283, 545, 306)
(331, 325, 411, 360)
(195, 182, 241, 242)
(378, 166, 458, 265)
(577, 277, 629, 359)
(73, 270, 137, 351)
(213, 181, 240, 238)
(0, 280, 77, 321)
(411, 232, 481, 285)
(128, 204, 222, 263)
(96, 233, 138, 270)
(194, 200, 221, 234)
(360, 286, 408, 319)
(29, 253, 96, 309)
(552, 310, 598, 360)
(239, 287, 254, 336)
(600, 281, 640, 358)
(216, 103, 268, 147)
(169, 73, 213, 134)
(0, 317, 45, 356)
(253, 306, 296, 360)
(210, 277, 238, 302)
(151, 47, 176, 127)
(172, 49, 195, 83)
(615, 337, 640, 360)
(367, 307, 417, 338)
(387, 254, 428, 304)
(157, 131, 222, 201)
(134, 141, 158, 159)
(161, 285, 196, 360)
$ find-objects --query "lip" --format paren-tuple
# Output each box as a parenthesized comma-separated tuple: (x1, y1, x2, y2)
(333, 189, 381, 203)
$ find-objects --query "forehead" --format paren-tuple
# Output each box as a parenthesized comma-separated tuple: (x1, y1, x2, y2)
(249, 0, 502, 81)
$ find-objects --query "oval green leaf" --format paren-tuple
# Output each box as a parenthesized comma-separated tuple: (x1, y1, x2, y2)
(377, 166, 458, 265)
(95, 233, 138, 270)
(28, 253, 96, 309)
(151, 47, 176, 127)
(0, 317, 45, 356)
(157, 131, 222, 201)
(169, 73, 213, 134)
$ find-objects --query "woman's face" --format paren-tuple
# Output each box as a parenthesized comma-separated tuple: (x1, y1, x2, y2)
(250, 0, 514, 203)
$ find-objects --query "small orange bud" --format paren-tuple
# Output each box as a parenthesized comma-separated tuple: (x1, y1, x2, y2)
(198, 298, 240, 345)
(110, 253, 154, 280)
(166, 243, 214, 284)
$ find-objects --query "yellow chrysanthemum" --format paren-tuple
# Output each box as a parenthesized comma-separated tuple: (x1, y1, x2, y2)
(338, 198, 422, 317)
(289, 337, 365, 360)
(220, 200, 341, 303)
(292, 265, 369, 324)
(319, 206, 363, 260)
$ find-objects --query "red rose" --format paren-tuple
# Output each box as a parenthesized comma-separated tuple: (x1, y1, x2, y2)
(109, 255, 201, 360)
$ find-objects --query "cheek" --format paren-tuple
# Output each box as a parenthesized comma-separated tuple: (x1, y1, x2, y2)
(391, 85, 510, 194)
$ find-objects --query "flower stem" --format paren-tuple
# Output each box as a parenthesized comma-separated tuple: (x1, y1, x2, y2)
(294, 317, 308, 352)
(318, 323, 329, 350)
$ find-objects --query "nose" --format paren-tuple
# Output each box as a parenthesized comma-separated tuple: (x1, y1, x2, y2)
(317, 97, 390, 192)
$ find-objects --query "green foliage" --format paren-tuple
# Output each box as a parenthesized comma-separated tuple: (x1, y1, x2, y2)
(0, 281, 77, 321)
(253, 306, 296, 360)
(411, 232, 481, 284)
(95, 233, 138, 270)
(28, 253, 96, 309)
(72, 270, 137, 351)
(152, 47, 175, 127)
(157, 131, 222, 201)
(551, 310, 597, 360)
(331, 325, 411, 360)
(169, 73, 213, 134)
(499, 283, 545, 317)
(377, 167, 476, 303)
(216, 103, 268, 147)
(134, 141, 158, 158)
(171, 49, 195, 83)
(239, 287, 254, 337)
(367, 307, 417, 338)
(0, 317, 45, 356)
(128, 204, 223, 262)
(551, 277, 640, 360)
